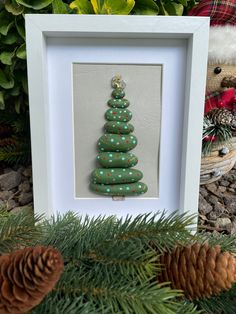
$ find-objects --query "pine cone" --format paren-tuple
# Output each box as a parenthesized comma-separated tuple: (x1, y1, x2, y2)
(0, 245, 64, 314)
(157, 243, 236, 300)
(221, 76, 236, 89)
(207, 108, 236, 127)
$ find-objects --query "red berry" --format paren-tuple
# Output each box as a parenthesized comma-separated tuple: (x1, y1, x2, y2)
(204, 135, 217, 142)
(218, 100, 225, 108)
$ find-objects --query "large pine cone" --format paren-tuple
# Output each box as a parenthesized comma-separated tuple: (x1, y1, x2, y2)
(158, 243, 236, 300)
(207, 108, 236, 127)
(0, 245, 64, 314)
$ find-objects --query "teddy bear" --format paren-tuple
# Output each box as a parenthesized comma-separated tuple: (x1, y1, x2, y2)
(189, 0, 236, 184)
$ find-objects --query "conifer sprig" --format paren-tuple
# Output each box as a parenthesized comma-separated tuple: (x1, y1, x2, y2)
(195, 283, 236, 314)
(30, 211, 199, 313)
(0, 208, 42, 254)
(199, 231, 236, 254)
(1, 209, 234, 313)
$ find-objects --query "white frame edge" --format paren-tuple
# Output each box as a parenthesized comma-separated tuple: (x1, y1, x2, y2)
(25, 15, 209, 218)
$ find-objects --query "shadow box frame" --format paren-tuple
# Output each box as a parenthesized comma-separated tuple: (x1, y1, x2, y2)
(25, 14, 209, 219)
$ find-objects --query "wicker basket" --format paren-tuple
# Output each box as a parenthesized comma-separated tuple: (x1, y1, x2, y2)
(200, 143, 236, 185)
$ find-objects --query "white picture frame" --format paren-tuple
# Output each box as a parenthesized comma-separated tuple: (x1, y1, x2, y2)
(25, 14, 209, 219)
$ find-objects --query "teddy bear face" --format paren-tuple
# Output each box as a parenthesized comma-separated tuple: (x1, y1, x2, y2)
(206, 64, 236, 93)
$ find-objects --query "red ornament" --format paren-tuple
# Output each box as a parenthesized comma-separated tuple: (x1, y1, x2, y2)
(204, 135, 217, 142)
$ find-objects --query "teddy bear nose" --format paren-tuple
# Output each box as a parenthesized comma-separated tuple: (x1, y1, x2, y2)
(221, 76, 236, 88)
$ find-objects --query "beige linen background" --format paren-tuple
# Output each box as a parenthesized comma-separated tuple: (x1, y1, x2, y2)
(73, 63, 162, 198)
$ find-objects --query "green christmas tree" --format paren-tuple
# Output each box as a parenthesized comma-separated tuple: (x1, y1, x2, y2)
(90, 76, 148, 196)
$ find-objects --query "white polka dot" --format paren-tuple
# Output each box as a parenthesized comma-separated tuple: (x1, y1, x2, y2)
(117, 142, 120, 145)
(129, 172, 132, 175)
(124, 110, 126, 113)
(100, 171, 104, 175)
(118, 175, 122, 178)
(124, 126, 127, 129)
(109, 160, 112, 163)
(138, 185, 142, 188)
(98, 143, 101, 146)
(111, 139, 114, 142)
(133, 140, 136, 144)
(106, 188, 111, 192)
(121, 137, 125, 140)
(97, 156, 100, 159)
(126, 187, 130, 190)
(123, 169, 126, 172)
(121, 157, 125, 160)
(130, 136, 134, 139)
(101, 148, 104, 151)
(109, 154, 113, 157)
(119, 187, 123, 190)
(117, 122, 120, 124)
(124, 119, 127, 122)
(111, 169, 114, 172)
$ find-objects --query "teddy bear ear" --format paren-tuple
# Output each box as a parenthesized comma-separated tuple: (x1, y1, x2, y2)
(188, 0, 236, 66)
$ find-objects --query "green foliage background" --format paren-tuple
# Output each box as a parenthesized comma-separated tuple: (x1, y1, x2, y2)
(0, 0, 198, 165)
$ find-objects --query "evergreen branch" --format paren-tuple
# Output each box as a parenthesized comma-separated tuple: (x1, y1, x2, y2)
(0, 140, 31, 164)
(31, 295, 99, 314)
(82, 250, 160, 283)
(176, 301, 202, 314)
(0, 209, 43, 254)
(0, 137, 18, 147)
(38, 213, 159, 282)
(30, 211, 199, 313)
(49, 267, 183, 314)
(195, 283, 236, 314)
(36, 211, 195, 279)
(0, 110, 30, 164)
(198, 232, 236, 253)
(0, 124, 12, 137)
(106, 211, 196, 254)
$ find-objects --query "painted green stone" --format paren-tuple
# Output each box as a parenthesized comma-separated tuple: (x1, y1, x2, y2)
(108, 98, 130, 108)
(112, 88, 125, 99)
(98, 134, 137, 152)
(104, 121, 134, 134)
(105, 108, 132, 122)
(97, 152, 138, 168)
(91, 168, 143, 184)
(90, 182, 148, 196)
